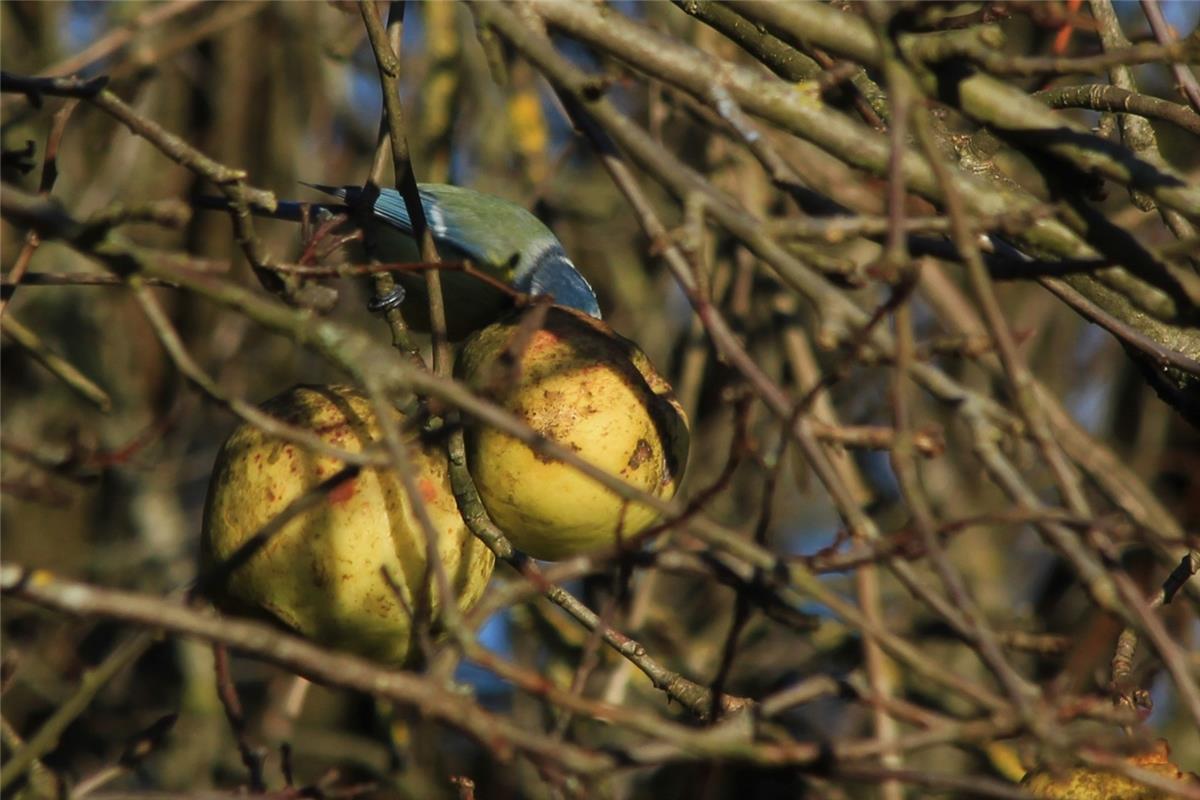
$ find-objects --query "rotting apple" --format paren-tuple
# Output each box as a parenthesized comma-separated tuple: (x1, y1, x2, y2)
(201, 384, 494, 665)
(457, 306, 690, 561)
(1021, 739, 1199, 799)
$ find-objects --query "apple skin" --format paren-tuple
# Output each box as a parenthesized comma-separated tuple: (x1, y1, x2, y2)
(201, 384, 494, 665)
(457, 307, 690, 561)
(1022, 740, 1198, 799)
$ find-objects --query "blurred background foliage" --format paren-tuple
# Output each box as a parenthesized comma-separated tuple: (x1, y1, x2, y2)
(2, 1, 1199, 798)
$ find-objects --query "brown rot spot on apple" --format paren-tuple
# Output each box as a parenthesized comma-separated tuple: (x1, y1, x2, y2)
(328, 475, 357, 505)
(311, 558, 328, 588)
(627, 438, 652, 470)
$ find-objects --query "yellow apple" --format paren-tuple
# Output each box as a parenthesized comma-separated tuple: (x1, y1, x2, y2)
(201, 384, 494, 665)
(457, 307, 689, 560)
(1022, 740, 1199, 799)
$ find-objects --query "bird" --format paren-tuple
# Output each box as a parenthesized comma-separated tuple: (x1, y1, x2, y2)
(198, 183, 601, 336)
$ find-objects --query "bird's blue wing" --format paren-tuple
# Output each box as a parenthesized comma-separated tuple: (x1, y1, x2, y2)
(306, 183, 508, 268)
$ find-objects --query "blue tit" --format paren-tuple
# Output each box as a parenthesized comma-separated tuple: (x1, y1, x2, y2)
(201, 183, 600, 335)
(314, 184, 600, 318)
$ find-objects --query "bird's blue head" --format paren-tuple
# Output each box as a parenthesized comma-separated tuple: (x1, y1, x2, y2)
(513, 241, 602, 320)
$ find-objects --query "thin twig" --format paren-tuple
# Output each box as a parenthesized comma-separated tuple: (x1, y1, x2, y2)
(0, 634, 153, 791)
(0, 97, 80, 317)
(0, 314, 112, 411)
(1139, 0, 1200, 112)
(0, 562, 612, 775)
(1035, 84, 1200, 136)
